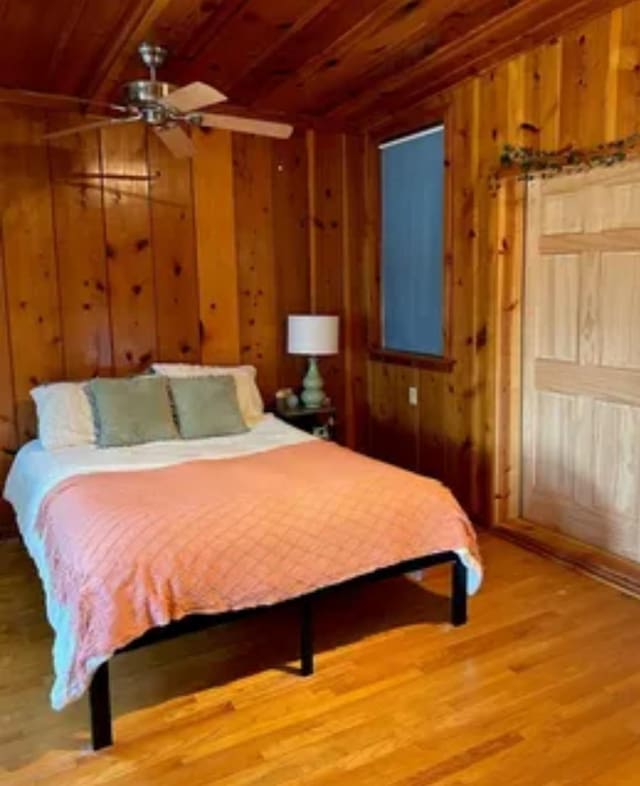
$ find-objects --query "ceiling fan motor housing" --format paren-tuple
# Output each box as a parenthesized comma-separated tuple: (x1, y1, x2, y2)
(124, 42, 180, 125)
(123, 80, 177, 124)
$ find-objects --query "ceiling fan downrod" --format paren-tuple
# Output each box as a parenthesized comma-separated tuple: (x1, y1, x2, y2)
(137, 42, 168, 83)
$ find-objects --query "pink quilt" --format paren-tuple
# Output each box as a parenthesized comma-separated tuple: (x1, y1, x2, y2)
(36, 440, 482, 708)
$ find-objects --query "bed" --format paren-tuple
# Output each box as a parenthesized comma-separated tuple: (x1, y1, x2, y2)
(4, 414, 482, 750)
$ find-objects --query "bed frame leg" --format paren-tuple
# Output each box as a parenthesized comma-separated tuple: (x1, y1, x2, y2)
(89, 661, 113, 750)
(451, 557, 468, 627)
(300, 597, 314, 676)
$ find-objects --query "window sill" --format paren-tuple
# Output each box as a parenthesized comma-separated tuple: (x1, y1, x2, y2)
(369, 347, 455, 372)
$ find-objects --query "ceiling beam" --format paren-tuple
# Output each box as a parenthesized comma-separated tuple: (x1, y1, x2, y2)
(85, 0, 175, 103)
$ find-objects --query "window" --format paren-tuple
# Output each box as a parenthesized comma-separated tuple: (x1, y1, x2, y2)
(380, 124, 445, 358)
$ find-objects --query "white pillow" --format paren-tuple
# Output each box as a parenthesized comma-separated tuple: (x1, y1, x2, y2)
(151, 363, 264, 426)
(30, 382, 95, 450)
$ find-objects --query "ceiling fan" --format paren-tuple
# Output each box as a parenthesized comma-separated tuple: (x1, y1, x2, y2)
(42, 43, 294, 157)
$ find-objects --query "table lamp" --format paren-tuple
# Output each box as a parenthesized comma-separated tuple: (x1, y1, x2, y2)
(287, 315, 339, 409)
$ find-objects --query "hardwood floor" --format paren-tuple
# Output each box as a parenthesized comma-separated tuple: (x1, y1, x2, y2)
(1, 533, 640, 784)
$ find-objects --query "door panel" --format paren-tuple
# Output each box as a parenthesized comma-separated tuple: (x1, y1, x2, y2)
(600, 180, 640, 229)
(522, 161, 640, 563)
(599, 252, 640, 368)
(541, 191, 585, 235)
(535, 255, 579, 361)
(533, 391, 576, 498)
(592, 402, 639, 519)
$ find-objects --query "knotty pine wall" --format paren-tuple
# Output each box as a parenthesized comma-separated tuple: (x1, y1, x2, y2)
(365, 0, 640, 526)
(0, 103, 368, 537)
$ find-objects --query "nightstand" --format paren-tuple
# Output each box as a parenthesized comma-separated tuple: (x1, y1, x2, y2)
(274, 404, 336, 440)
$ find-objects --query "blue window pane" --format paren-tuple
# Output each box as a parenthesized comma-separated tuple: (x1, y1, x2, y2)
(381, 126, 444, 356)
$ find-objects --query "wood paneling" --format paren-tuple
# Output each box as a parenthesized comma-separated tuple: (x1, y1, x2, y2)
(226, 0, 384, 109)
(85, 0, 176, 101)
(0, 105, 63, 442)
(308, 132, 345, 426)
(0, 0, 624, 126)
(304, 132, 370, 444)
(234, 134, 279, 400)
(559, 15, 612, 149)
(342, 135, 369, 451)
(0, 201, 16, 540)
(258, 0, 486, 116)
(616, 2, 640, 137)
(0, 0, 129, 92)
(271, 132, 311, 391)
(48, 117, 112, 380)
(0, 103, 369, 538)
(147, 129, 199, 364)
(364, 0, 640, 526)
(101, 123, 158, 376)
(192, 129, 240, 366)
(348, 0, 625, 128)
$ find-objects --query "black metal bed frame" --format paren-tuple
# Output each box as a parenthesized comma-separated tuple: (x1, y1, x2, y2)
(88, 550, 468, 750)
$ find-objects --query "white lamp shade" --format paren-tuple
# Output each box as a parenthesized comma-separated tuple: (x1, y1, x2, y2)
(288, 315, 339, 356)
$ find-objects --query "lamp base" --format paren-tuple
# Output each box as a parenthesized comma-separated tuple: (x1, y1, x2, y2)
(301, 357, 325, 409)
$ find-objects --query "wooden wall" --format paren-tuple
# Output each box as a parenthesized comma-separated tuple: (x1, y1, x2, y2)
(7, 0, 636, 540)
(365, 0, 640, 526)
(0, 103, 368, 537)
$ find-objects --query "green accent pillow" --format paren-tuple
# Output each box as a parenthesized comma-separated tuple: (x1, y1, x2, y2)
(169, 375, 248, 439)
(88, 376, 179, 448)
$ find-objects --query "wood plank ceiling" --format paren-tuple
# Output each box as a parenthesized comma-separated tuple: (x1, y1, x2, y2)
(0, 0, 626, 128)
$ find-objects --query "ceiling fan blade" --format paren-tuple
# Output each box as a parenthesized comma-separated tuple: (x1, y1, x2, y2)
(198, 113, 294, 139)
(153, 125, 194, 158)
(42, 114, 141, 141)
(0, 87, 128, 114)
(162, 82, 227, 113)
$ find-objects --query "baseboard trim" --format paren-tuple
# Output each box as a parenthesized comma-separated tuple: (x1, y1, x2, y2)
(493, 518, 640, 598)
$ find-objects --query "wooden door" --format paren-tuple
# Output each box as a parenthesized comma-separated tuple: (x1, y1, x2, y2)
(523, 161, 640, 562)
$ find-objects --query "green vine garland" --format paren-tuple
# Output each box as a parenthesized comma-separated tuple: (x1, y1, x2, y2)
(490, 132, 640, 191)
